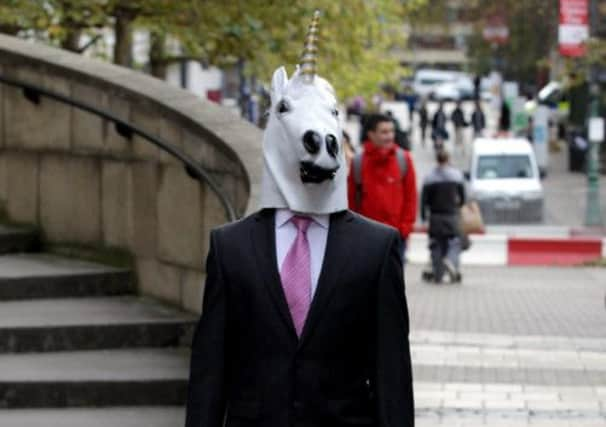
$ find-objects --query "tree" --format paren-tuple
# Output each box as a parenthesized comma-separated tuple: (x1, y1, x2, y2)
(0, 0, 428, 99)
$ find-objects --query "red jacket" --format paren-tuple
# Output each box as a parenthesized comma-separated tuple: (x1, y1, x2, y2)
(348, 141, 417, 239)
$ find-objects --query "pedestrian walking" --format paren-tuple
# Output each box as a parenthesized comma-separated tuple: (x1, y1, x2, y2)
(451, 100, 468, 152)
(499, 99, 511, 134)
(348, 113, 418, 262)
(419, 99, 429, 147)
(420, 149, 466, 283)
(186, 12, 414, 427)
(473, 74, 481, 101)
(471, 99, 486, 139)
(431, 101, 448, 150)
(385, 110, 410, 150)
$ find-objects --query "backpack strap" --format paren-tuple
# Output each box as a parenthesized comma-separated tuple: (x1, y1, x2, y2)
(395, 147, 408, 180)
(353, 151, 364, 210)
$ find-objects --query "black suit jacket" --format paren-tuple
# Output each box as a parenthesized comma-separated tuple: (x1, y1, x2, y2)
(185, 209, 414, 427)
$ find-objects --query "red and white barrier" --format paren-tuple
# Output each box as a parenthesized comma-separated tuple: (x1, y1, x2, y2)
(408, 233, 606, 266)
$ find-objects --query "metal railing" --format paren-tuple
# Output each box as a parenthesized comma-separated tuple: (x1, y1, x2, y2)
(0, 74, 238, 221)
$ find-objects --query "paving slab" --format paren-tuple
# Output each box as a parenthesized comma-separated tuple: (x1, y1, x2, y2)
(405, 265, 606, 338)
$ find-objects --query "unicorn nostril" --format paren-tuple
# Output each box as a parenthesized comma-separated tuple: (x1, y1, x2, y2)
(326, 134, 339, 157)
(302, 130, 322, 154)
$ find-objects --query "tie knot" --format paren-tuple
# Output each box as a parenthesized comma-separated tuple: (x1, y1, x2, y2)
(291, 215, 312, 233)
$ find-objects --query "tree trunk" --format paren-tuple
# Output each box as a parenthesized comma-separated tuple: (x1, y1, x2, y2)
(149, 31, 167, 79)
(61, 30, 81, 52)
(113, 12, 133, 67)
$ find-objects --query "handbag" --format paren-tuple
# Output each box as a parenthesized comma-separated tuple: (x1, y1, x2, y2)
(460, 201, 484, 234)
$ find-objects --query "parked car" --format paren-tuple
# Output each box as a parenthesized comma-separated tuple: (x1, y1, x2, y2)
(432, 75, 475, 101)
(412, 69, 460, 98)
(468, 138, 544, 224)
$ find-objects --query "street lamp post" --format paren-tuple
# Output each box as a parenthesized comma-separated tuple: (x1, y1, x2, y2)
(584, 0, 604, 227)
(585, 90, 604, 227)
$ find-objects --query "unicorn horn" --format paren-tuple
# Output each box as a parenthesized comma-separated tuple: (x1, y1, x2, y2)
(300, 10, 320, 84)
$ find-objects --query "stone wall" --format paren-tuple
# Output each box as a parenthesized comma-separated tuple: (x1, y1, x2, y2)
(0, 34, 263, 313)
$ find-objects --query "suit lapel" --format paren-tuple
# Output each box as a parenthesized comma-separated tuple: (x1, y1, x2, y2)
(251, 209, 297, 339)
(298, 210, 355, 349)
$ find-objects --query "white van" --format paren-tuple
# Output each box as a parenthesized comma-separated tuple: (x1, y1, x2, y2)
(412, 69, 459, 98)
(468, 138, 544, 223)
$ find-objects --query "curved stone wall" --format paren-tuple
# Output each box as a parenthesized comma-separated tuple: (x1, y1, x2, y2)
(0, 34, 263, 313)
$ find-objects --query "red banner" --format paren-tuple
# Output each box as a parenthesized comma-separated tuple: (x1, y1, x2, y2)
(559, 0, 589, 57)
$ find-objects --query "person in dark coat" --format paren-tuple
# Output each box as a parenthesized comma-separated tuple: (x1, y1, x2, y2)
(471, 100, 486, 139)
(421, 149, 466, 283)
(418, 99, 429, 147)
(451, 101, 468, 152)
(186, 12, 414, 427)
(431, 101, 448, 149)
(499, 99, 511, 133)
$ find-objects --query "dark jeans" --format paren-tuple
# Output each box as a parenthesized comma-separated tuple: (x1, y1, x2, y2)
(429, 235, 461, 282)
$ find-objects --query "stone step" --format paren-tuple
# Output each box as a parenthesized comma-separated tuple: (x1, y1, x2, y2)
(0, 225, 38, 254)
(0, 407, 185, 427)
(0, 254, 132, 300)
(0, 348, 190, 408)
(0, 296, 197, 352)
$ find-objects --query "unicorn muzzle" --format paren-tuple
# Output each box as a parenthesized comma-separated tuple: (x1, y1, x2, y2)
(299, 130, 340, 183)
(299, 160, 339, 183)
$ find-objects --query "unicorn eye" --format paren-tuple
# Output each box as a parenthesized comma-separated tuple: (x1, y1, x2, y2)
(277, 99, 291, 114)
(331, 108, 339, 117)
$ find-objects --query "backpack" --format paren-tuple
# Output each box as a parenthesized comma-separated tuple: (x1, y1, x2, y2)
(353, 148, 408, 210)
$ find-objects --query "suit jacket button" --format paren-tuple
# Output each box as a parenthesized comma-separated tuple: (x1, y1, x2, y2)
(293, 400, 303, 410)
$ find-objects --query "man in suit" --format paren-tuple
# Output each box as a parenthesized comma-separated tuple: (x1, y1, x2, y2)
(185, 11, 414, 427)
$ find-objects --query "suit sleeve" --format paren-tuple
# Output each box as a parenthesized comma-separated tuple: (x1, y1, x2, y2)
(376, 231, 414, 427)
(398, 152, 417, 239)
(420, 182, 427, 222)
(185, 230, 227, 427)
(347, 163, 359, 213)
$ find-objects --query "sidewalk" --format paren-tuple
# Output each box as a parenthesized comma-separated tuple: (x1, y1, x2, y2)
(405, 264, 606, 426)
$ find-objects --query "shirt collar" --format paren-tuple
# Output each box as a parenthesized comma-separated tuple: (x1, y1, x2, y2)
(275, 208, 329, 229)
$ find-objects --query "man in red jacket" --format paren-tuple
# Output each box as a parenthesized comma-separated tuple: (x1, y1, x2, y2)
(348, 113, 418, 260)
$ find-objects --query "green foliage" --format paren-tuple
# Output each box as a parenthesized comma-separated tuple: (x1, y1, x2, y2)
(0, 0, 427, 99)
(467, 0, 559, 83)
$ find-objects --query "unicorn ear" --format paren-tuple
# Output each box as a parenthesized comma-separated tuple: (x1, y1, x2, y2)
(271, 66, 288, 97)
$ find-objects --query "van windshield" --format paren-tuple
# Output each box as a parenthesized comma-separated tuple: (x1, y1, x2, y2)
(476, 155, 534, 179)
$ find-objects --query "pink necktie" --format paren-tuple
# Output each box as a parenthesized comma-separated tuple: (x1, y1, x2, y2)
(280, 216, 313, 337)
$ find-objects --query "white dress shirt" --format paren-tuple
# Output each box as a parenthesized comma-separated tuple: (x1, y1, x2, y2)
(275, 209, 329, 297)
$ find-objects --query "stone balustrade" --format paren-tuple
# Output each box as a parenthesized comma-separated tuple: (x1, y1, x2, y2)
(0, 34, 263, 313)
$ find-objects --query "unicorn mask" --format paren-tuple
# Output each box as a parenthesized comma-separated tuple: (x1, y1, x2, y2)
(260, 11, 347, 215)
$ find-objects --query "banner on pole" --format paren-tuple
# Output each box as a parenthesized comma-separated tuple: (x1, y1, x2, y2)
(559, 0, 589, 57)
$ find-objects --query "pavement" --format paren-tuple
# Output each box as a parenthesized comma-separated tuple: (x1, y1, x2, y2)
(405, 263, 606, 426)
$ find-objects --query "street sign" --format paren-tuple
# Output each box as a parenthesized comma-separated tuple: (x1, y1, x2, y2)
(589, 117, 604, 143)
(483, 13, 509, 45)
(559, 0, 589, 57)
